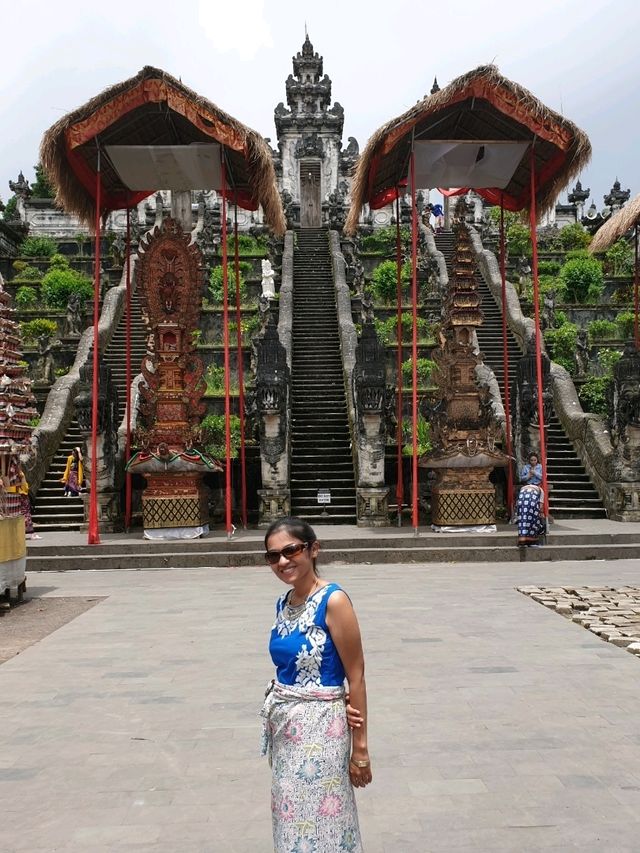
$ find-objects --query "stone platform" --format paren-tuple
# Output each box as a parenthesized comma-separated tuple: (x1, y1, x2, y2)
(26, 519, 640, 571)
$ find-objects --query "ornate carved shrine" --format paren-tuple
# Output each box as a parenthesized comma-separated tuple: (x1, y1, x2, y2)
(126, 219, 221, 536)
(421, 223, 507, 525)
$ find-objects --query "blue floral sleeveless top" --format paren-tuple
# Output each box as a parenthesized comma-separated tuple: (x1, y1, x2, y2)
(269, 583, 346, 687)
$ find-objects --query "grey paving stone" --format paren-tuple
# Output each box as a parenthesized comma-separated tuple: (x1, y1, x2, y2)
(3, 558, 640, 851)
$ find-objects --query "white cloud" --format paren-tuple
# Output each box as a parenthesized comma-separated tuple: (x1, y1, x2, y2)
(198, 0, 273, 60)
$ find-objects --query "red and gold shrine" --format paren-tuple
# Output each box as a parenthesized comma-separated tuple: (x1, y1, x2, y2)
(127, 218, 221, 536)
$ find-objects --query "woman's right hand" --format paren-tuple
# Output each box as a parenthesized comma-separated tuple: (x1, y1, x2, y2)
(345, 692, 364, 729)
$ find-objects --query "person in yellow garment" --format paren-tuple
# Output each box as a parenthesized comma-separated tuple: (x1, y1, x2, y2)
(7, 467, 35, 538)
(61, 446, 84, 496)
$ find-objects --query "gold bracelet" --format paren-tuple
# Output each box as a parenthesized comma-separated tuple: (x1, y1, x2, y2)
(350, 758, 370, 768)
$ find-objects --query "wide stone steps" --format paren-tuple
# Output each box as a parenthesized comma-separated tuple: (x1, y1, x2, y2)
(25, 527, 640, 570)
(290, 229, 356, 522)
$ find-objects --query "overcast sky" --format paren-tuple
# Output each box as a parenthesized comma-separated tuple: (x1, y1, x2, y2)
(2, 0, 638, 213)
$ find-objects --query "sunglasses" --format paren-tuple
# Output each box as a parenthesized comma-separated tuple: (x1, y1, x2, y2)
(264, 542, 310, 565)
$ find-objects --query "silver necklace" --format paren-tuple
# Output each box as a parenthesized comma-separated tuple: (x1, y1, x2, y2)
(285, 581, 319, 619)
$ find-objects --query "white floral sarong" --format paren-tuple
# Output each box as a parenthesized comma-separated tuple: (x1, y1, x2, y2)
(261, 681, 363, 853)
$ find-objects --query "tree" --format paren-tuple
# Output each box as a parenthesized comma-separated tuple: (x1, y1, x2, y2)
(30, 163, 55, 199)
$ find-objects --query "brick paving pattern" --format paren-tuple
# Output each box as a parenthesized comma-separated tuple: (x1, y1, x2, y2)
(519, 585, 640, 657)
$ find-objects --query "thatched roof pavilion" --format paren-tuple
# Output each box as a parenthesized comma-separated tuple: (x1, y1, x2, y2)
(345, 64, 591, 232)
(590, 193, 640, 253)
(40, 65, 286, 235)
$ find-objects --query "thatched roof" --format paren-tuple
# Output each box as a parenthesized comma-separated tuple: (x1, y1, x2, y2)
(590, 193, 640, 253)
(40, 66, 286, 235)
(345, 65, 591, 234)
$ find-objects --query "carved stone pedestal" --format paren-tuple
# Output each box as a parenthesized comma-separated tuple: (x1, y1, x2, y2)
(81, 489, 121, 533)
(356, 487, 389, 527)
(258, 489, 291, 527)
(142, 473, 209, 531)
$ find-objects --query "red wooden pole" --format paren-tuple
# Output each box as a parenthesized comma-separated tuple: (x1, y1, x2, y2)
(395, 194, 404, 524)
(221, 157, 233, 536)
(529, 146, 549, 517)
(634, 224, 639, 349)
(87, 149, 102, 544)
(499, 197, 515, 519)
(124, 205, 132, 531)
(409, 153, 419, 534)
(233, 209, 247, 528)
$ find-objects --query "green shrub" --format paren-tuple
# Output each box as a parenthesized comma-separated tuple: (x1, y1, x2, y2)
(616, 311, 636, 340)
(30, 163, 55, 199)
(370, 260, 412, 303)
(604, 239, 634, 277)
(544, 321, 578, 364)
(537, 260, 561, 276)
(559, 255, 604, 303)
(15, 286, 39, 309)
(374, 313, 430, 344)
(20, 318, 57, 341)
(578, 375, 608, 415)
(506, 221, 531, 259)
(228, 314, 261, 344)
(360, 226, 409, 252)
(401, 415, 432, 456)
(204, 364, 238, 394)
(49, 253, 70, 269)
(41, 266, 93, 308)
(12, 260, 27, 273)
(554, 310, 568, 327)
(54, 367, 69, 378)
(227, 234, 267, 255)
(3, 196, 17, 221)
(558, 222, 591, 251)
(209, 262, 251, 305)
(200, 413, 241, 458)
(13, 264, 44, 282)
(578, 347, 622, 416)
(587, 319, 619, 341)
(598, 347, 622, 374)
(19, 236, 57, 257)
(401, 357, 435, 388)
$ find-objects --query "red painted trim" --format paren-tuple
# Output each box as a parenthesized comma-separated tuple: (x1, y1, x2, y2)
(499, 197, 514, 517)
(88, 156, 102, 545)
(395, 196, 404, 520)
(124, 205, 132, 531)
(410, 153, 419, 532)
(221, 158, 233, 535)
(234, 214, 247, 528)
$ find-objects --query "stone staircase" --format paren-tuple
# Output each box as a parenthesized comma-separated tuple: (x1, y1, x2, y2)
(31, 294, 147, 532)
(435, 230, 606, 519)
(289, 228, 357, 523)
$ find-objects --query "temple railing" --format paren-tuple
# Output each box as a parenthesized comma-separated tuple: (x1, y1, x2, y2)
(278, 231, 294, 369)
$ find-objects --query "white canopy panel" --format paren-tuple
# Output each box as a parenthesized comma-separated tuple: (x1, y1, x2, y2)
(409, 140, 530, 189)
(105, 144, 222, 191)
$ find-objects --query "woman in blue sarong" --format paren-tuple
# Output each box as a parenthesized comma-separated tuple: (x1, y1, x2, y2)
(517, 484, 546, 546)
(261, 517, 371, 853)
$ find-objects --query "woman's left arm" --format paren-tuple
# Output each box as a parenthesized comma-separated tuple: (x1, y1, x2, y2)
(326, 591, 372, 788)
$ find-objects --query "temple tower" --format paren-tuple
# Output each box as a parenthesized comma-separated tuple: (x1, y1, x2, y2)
(274, 35, 356, 228)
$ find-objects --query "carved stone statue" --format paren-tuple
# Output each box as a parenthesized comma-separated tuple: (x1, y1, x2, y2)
(352, 319, 389, 525)
(575, 329, 590, 377)
(247, 315, 290, 523)
(352, 259, 365, 297)
(261, 258, 276, 297)
(541, 289, 556, 331)
(64, 292, 84, 338)
(608, 342, 640, 461)
(516, 257, 532, 298)
(360, 290, 375, 324)
(33, 334, 57, 385)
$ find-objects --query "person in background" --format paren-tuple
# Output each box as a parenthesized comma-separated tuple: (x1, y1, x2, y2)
(7, 467, 36, 539)
(61, 446, 84, 496)
(432, 201, 444, 231)
(520, 452, 543, 486)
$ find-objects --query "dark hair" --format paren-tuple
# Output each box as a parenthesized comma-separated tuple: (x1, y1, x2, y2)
(264, 516, 319, 575)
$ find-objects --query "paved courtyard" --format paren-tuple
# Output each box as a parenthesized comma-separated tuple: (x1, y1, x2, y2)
(2, 557, 640, 852)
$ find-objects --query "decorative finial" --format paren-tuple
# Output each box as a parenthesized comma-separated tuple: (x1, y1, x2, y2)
(431, 77, 440, 94)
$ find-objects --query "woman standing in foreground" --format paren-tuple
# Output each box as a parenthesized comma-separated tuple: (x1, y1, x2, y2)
(261, 517, 371, 853)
